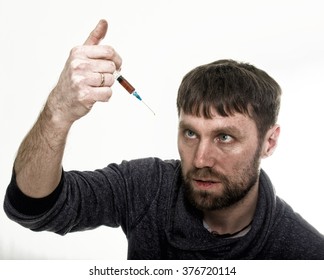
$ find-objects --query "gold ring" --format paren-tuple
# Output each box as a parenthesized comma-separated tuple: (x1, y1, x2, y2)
(99, 73, 105, 87)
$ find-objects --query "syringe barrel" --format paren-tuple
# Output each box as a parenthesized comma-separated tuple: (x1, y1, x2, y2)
(116, 75, 135, 94)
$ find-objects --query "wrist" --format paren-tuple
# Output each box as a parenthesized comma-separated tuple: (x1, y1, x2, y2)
(43, 88, 75, 131)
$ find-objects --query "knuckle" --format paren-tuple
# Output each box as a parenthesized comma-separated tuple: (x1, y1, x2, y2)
(105, 46, 115, 56)
(78, 88, 91, 100)
(70, 46, 82, 56)
(70, 58, 87, 72)
(70, 74, 82, 89)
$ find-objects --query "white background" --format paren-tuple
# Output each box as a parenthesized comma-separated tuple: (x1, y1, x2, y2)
(0, 0, 323, 259)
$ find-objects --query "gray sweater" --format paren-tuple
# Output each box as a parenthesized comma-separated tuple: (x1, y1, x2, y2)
(4, 158, 324, 259)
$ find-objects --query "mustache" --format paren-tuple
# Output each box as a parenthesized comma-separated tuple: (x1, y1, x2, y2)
(185, 167, 228, 182)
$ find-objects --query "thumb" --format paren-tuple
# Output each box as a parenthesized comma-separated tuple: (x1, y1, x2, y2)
(84, 19, 108, 45)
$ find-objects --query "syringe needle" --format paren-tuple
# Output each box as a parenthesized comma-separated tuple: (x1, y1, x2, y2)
(141, 99, 156, 115)
(132, 91, 155, 115)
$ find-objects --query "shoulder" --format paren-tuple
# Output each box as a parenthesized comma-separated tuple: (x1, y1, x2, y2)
(110, 157, 181, 178)
(279, 198, 323, 238)
(270, 198, 324, 259)
(103, 157, 182, 194)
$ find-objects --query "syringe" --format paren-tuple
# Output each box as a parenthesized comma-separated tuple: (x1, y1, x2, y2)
(114, 71, 155, 115)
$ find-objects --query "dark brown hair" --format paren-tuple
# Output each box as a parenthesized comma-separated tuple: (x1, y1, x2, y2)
(177, 59, 281, 139)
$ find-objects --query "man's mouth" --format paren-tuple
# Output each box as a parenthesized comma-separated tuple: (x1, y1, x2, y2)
(192, 178, 221, 190)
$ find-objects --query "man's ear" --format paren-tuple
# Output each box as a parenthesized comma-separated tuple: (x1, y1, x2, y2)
(261, 125, 280, 158)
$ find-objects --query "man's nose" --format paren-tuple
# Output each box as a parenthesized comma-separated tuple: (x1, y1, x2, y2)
(193, 141, 216, 169)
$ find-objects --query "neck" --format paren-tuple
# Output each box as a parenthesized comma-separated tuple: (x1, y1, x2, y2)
(203, 181, 259, 236)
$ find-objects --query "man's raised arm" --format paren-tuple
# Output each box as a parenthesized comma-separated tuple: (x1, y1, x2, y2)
(14, 19, 122, 198)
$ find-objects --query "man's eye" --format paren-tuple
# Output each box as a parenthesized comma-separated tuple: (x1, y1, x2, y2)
(185, 130, 197, 139)
(217, 134, 233, 143)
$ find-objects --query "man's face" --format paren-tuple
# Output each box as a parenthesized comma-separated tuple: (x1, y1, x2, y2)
(178, 108, 263, 211)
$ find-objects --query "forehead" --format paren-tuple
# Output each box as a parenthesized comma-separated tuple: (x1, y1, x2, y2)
(178, 108, 257, 135)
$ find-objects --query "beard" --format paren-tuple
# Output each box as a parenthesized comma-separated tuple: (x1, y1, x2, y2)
(182, 146, 262, 211)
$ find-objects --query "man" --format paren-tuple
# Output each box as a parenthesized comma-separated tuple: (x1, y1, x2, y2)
(4, 19, 324, 259)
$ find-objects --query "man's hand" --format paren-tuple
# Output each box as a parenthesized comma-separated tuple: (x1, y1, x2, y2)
(47, 19, 122, 125)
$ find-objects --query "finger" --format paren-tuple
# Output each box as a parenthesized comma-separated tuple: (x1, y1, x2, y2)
(72, 45, 122, 71)
(90, 87, 113, 103)
(84, 19, 108, 46)
(87, 59, 117, 74)
(82, 45, 118, 59)
(85, 46, 122, 70)
(87, 73, 115, 87)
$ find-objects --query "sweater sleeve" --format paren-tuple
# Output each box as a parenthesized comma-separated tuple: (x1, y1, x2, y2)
(3, 158, 178, 236)
(5, 170, 64, 216)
